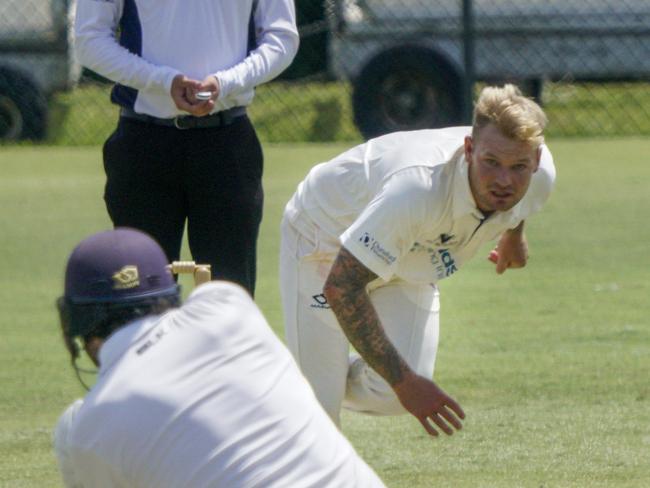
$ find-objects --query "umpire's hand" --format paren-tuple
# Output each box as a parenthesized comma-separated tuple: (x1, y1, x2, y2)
(170, 74, 215, 116)
(393, 372, 465, 437)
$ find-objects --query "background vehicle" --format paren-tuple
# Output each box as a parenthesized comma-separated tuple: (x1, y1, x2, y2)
(327, 0, 650, 139)
(0, 0, 79, 140)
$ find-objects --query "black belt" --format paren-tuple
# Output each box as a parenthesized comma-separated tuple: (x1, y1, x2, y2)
(120, 106, 246, 129)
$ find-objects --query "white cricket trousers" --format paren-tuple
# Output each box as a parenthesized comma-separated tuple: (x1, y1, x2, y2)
(280, 213, 440, 426)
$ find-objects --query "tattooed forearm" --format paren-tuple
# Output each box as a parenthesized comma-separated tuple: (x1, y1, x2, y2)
(323, 247, 409, 385)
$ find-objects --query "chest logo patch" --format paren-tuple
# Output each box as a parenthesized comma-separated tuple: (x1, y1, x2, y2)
(440, 233, 455, 244)
(437, 248, 458, 277)
(410, 240, 458, 279)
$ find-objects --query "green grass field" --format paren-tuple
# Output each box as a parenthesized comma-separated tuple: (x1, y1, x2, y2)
(1, 139, 649, 487)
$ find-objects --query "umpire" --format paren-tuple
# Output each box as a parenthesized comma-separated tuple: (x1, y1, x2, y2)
(74, 0, 299, 296)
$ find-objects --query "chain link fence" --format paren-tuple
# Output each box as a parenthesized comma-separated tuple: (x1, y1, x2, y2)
(1, 0, 649, 144)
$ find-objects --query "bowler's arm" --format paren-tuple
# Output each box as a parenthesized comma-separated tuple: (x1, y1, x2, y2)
(323, 247, 464, 436)
(323, 247, 407, 385)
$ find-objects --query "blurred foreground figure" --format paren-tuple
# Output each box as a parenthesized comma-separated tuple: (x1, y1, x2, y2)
(54, 228, 385, 488)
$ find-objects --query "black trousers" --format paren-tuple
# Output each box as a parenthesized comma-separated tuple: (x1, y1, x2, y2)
(103, 115, 263, 296)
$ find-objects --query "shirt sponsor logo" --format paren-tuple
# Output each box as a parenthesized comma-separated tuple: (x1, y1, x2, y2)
(136, 324, 170, 355)
(410, 241, 458, 279)
(437, 248, 458, 277)
(359, 232, 396, 265)
(440, 233, 455, 244)
(311, 293, 330, 309)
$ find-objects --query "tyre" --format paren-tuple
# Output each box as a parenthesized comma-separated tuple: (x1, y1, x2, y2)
(352, 46, 463, 140)
(0, 69, 48, 141)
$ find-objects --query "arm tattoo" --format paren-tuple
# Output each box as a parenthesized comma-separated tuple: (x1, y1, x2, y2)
(324, 247, 409, 385)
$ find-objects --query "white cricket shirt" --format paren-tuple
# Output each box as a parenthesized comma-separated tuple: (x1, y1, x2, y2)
(74, 0, 299, 117)
(54, 282, 385, 488)
(286, 127, 555, 284)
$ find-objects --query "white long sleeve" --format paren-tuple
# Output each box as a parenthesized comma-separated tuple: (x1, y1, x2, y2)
(74, 0, 180, 95)
(216, 0, 299, 99)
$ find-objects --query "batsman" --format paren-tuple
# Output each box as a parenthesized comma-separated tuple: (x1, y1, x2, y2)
(279, 84, 556, 435)
(53, 228, 386, 487)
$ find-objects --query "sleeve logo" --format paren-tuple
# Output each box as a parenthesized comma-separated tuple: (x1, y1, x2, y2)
(359, 232, 396, 265)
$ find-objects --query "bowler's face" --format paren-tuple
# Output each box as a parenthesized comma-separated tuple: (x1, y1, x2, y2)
(465, 124, 540, 214)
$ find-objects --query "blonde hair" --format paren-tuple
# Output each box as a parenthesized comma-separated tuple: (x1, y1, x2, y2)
(472, 84, 548, 146)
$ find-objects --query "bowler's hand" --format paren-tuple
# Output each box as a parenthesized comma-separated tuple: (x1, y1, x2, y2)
(170, 74, 215, 116)
(393, 372, 465, 437)
(489, 228, 529, 274)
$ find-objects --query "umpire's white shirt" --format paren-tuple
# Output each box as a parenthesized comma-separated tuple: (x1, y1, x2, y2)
(54, 282, 385, 488)
(285, 126, 556, 284)
(74, 0, 299, 117)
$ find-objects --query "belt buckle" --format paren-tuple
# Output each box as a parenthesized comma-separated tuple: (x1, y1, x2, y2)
(173, 116, 191, 130)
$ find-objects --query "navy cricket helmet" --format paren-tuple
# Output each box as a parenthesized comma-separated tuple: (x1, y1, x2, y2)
(58, 228, 180, 337)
